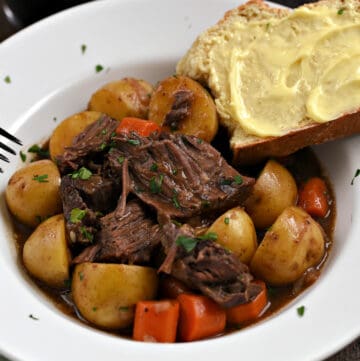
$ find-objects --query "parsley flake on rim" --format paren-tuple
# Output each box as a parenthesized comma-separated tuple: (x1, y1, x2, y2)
(70, 208, 86, 223)
(4, 75, 11, 84)
(351, 169, 360, 185)
(81, 44, 87, 54)
(32, 174, 49, 183)
(297, 305, 305, 317)
(28, 144, 50, 158)
(95, 64, 104, 73)
(20, 151, 26, 162)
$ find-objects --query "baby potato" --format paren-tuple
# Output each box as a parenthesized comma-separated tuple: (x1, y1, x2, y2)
(88, 78, 154, 121)
(148, 75, 218, 142)
(49, 111, 103, 160)
(23, 214, 71, 287)
(72, 263, 158, 329)
(207, 207, 257, 264)
(245, 160, 297, 229)
(250, 206, 325, 286)
(5, 159, 62, 228)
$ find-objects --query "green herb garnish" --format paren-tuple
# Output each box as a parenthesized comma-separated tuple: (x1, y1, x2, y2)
(118, 156, 125, 164)
(337, 7, 345, 15)
(351, 169, 360, 185)
(70, 208, 86, 223)
(92, 307, 97, 312)
(28, 144, 49, 158)
(234, 175, 243, 185)
(80, 226, 94, 242)
(150, 163, 158, 172)
(95, 64, 104, 73)
(173, 194, 181, 208)
(224, 217, 230, 225)
(220, 179, 232, 186)
(198, 232, 218, 241)
(20, 151, 26, 162)
(127, 139, 140, 146)
(172, 168, 178, 175)
(4, 75, 11, 84)
(297, 305, 305, 317)
(32, 174, 49, 183)
(197, 138, 203, 144)
(81, 44, 87, 54)
(71, 166, 92, 180)
(176, 235, 198, 253)
(150, 174, 164, 194)
(78, 271, 84, 281)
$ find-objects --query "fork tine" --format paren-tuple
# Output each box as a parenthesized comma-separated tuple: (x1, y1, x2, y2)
(0, 142, 16, 155)
(0, 154, 10, 162)
(0, 128, 22, 145)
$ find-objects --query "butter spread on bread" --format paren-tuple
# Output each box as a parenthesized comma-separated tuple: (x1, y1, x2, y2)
(177, 0, 360, 139)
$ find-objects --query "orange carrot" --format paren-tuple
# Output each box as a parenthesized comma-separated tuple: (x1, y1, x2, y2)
(177, 294, 226, 342)
(133, 300, 179, 343)
(298, 177, 329, 218)
(116, 117, 161, 137)
(226, 281, 267, 324)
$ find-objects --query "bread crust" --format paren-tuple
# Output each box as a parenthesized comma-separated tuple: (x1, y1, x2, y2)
(233, 111, 360, 165)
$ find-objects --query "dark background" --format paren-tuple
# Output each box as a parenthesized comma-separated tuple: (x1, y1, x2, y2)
(0, 0, 359, 360)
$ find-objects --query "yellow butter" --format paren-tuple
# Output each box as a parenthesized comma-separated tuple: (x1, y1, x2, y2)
(178, 4, 360, 138)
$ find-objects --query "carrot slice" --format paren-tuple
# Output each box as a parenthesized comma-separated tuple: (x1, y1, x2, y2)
(226, 281, 267, 324)
(177, 294, 226, 342)
(133, 300, 179, 343)
(115, 117, 161, 137)
(298, 177, 329, 218)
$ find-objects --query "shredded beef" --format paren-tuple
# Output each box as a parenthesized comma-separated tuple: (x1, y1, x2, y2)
(164, 89, 193, 130)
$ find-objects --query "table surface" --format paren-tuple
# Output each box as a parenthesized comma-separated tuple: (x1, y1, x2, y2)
(0, 0, 359, 360)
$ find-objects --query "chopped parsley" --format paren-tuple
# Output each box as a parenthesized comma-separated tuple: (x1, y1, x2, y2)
(32, 174, 49, 183)
(220, 179, 232, 186)
(150, 174, 164, 194)
(92, 307, 97, 312)
(198, 232, 218, 241)
(78, 271, 84, 281)
(234, 175, 243, 185)
(29, 314, 39, 321)
(297, 305, 305, 317)
(337, 7, 345, 15)
(351, 169, 360, 185)
(28, 144, 49, 158)
(4, 75, 11, 84)
(172, 168, 178, 175)
(95, 64, 104, 73)
(81, 44, 87, 54)
(70, 208, 86, 223)
(197, 138, 203, 144)
(71, 166, 92, 180)
(224, 217, 230, 225)
(80, 226, 94, 242)
(118, 156, 125, 164)
(20, 150, 26, 162)
(99, 142, 107, 150)
(176, 235, 198, 253)
(101, 129, 107, 135)
(150, 163, 158, 172)
(127, 139, 140, 146)
(172, 194, 181, 209)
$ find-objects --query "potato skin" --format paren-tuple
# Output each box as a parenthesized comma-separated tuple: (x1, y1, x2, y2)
(23, 214, 70, 287)
(245, 160, 298, 229)
(72, 263, 158, 329)
(49, 111, 103, 160)
(88, 78, 153, 121)
(148, 76, 218, 142)
(207, 207, 257, 264)
(5, 160, 62, 227)
(250, 206, 325, 286)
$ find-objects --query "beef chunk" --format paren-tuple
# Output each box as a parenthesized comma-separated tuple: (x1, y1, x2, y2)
(74, 200, 165, 265)
(57, 115, 119, 173)
(60, 175, 99, 246)
(73, 175, 119, 213)
(159, 223, 262, 308)
(113, 132, 254, 221)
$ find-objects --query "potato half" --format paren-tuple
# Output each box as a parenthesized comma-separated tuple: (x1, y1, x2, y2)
(250, 206, 325, 285)
(207, 207, 257, 264)
(5, 159, 62, 227)
(245, 160, 298, 229)
(23, 214, 71, 287)
(72, 263, 158, 329)
(49, 111, 103, 160)
(148, 76, 218, 142)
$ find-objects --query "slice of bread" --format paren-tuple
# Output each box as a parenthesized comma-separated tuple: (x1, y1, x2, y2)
(177, 0, 360, 165)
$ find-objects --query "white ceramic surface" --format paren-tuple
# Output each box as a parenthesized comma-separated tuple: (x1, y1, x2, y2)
(0, 1, 359, 360)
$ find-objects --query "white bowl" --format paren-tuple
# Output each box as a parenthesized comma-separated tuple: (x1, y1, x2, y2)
(0, 1, 359, 360)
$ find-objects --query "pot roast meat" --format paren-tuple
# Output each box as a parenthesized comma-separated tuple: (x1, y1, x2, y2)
(113, 132, 255, 221)
(73, 200, 165, 265)
(159, 223, 262, 308)
(57, 115, 119, 173)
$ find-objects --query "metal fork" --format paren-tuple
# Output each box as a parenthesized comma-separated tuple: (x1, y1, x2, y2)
(0, 128, 22, 173)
